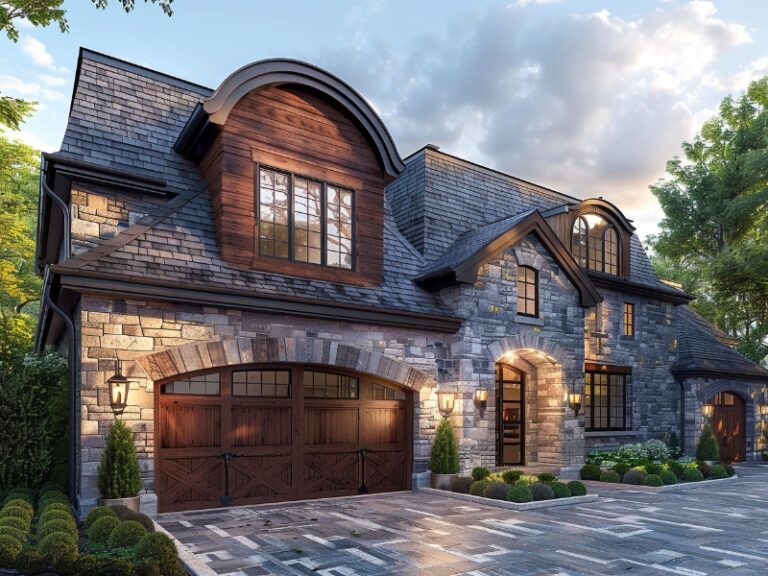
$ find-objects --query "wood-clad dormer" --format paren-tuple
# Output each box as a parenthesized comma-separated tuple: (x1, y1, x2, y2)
(175, 59, 404, 286)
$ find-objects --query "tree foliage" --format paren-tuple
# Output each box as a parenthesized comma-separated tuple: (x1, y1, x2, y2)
(650, 78, 768, 365)
(98, 420, 142, 499)
(429, 418, 459, 474)
(0, 134, 40, 358)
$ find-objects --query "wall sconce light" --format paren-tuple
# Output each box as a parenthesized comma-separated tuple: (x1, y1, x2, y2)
(437, 390, 456, 417)
(759, 404, 768, 416)
(474, 387, 489, 417)
(107, 360, 134, 417)
(568, 392, 582, 416)
(701, 403, 714, 418)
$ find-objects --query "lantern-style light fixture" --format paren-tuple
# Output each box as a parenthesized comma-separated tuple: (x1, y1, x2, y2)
(437, 390, 456, 417)
(107, 360, 134, 417)
(759, 404, 768, 416)
(701, 403, 714, 418)
(474, 387, 489, 417)
(568, 391, 582, 416)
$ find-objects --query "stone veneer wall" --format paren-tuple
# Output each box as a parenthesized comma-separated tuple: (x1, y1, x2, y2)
(77, 294, 450, 513)
(583, 290, 679, 452)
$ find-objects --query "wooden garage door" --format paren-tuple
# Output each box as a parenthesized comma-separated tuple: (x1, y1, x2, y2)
(156, 365, 411, 513)
(712, 392, 746, 463)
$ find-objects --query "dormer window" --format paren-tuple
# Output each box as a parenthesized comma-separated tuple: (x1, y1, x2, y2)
(571, 214, 620, 275)
(257, 166, 354, 269)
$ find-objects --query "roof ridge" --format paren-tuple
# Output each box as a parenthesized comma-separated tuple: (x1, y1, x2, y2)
(56, 183, 208, 271)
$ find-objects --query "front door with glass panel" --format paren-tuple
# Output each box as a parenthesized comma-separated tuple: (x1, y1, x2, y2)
(496, 364, 525, 466)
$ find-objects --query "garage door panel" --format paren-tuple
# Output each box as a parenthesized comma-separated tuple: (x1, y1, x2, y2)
(365, 450, 407, 492)
(304, 407, 359, 445)
(160, 404, 221, 449)
(363, 406, 405, 445)
(303, 451, 360, 497)
(230, 455, 292, 500)
(231, 406, 292, 447)
(157, 456, 224, 511)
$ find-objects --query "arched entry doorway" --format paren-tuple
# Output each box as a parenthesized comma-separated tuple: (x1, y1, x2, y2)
(711, 392, 746, 463)
(496, 363, 526, 466)
(155, 364, 412, 512)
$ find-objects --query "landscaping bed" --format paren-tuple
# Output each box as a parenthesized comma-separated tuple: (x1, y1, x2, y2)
(0, 486, 187, 575)
(428, 467, 595, 509)
(580, 438, 737, 489)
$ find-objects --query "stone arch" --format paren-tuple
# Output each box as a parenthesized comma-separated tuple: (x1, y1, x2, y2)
(488, 332, 572, 368)
(135, 336, 433, 391)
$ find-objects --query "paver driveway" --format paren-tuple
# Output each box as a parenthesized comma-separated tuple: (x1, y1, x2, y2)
(158, 464, 768, 576)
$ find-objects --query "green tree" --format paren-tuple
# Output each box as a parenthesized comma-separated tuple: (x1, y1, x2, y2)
(429, 418, 459, 474)
(98, 420, 142, 499)
(0, 134, 40, 359)
(650, 78, 768, 365)
(0, 0, 173, 130)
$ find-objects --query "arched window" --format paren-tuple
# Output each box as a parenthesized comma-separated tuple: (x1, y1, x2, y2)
(571, 217, 588, 268)
(603, 226, 618, 275)
(571, 214, 620, 275)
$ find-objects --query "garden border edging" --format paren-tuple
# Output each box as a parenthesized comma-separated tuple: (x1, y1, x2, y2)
(418, 487, 599, 510)
(152, 519, 217, 576)
(582, 474, 738, 492)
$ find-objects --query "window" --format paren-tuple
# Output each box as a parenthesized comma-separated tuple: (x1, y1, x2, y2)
(304, 371, 359, 399)
(516, 266, 538, 317)
(257, 166, 354, 269)
(570, 214, 620, 275)
(584, 369, 628, 431)
(623, 302, 634, 337)
(232, 370, 291, 397)
(368, 381, 406, 400)
(161, 373, 220, 396)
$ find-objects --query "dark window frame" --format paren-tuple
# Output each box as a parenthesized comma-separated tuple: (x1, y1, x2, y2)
(255, 163, 356, 270)
(516, 265, 539, 318)
(571, 214, 621, 276)
(584, 367, 629, 432)
(623, 302, 635, 338)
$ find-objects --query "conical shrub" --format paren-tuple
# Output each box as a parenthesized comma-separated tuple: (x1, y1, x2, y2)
(98, 420, 141, 499)
(429, 418, 459, 474)
(695, 423, 720, 462)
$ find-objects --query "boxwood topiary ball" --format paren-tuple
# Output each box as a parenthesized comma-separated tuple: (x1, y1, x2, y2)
(0, 516, 29, 532)
(3, 490, 32, 505)
(644, 474, 663, 487)
(483, 481, 509, 500)
(13, 549, 47, 575)
(38, 532, 79, 571)
(108, 520, 148, 549)
(549, 481, 571, 498)
(566, 481, 587, 496)
(39, 509, 76, 526)
(120, 510, 155, 533)
(0, 534, 22, 566)
(536, 473, 557, 483)
(3, 499, 33, 515)
(659, 470, 678, 485)
(612, 463, 630, 476)
(0, 506, 32, 522)
(682, 467, 704, 482)
(622, 469, 647, 485)
(506, 483, 533, 503)
(41, 502, 71, 515)
(87, 515, 120, 545)
(135, 532, 178, 562)
(501, 470, 523, 484)
(77, 555, 134, 576)
(580, 464, 601, 480)
(469, 480, 490, 497)
(86, 506, 118, 528)
(1, 526, 27, 545)
(471, 467, 491, 481)
(530, 482, 555, 501)
(599, 470, 620, 483)
(709, 464, 728, 479)
(38, 518, 79, 540)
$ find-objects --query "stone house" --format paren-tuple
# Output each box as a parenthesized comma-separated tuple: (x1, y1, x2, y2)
(36, 49, 768, 516)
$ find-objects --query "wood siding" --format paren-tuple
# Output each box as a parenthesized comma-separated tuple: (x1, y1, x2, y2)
(199, 85, 386, 285)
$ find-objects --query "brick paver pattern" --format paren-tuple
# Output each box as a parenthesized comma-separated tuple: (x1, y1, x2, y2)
(158, 464, 768, 575)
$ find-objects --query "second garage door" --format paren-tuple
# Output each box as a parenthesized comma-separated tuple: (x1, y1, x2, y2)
(155, 365, 411, 513)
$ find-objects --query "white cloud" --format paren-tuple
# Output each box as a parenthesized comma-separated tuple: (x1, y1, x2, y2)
(318, 1, 753, 240)
(37, 74, 67, 87)
(19, 35, 66, 72)
(0, 74, 65, 102)
(730, 56, 768, 91)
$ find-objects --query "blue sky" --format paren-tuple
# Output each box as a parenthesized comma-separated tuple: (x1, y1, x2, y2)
(2, 0, 768, 240)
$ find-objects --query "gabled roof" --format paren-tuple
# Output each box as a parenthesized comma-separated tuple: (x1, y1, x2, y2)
(672, 306, 768, 382)
(415, 209, 601, 307)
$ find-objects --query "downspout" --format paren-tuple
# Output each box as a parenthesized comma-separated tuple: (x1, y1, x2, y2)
(675, 376, 686, 454)
(40, 158, 71, 262)
(42, 268, 79, 511)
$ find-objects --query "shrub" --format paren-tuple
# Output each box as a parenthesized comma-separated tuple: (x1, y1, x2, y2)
(87, 515, 120, 545)
(1, 526, 27, 545)
(38, 531, 78, 571)
(0, 516, 28, 531)
(0, 534, 22, 568)
(428, 419, 459, 475)
(724, 464, 736, 477)
(39, 509, 75, 526)
(530, 482, 555, 501)
(536, 472, 557, 483)
(108, 520, 147, 549)
(695, 424, 720, 462)
(471, 467, 491, 481)
(644, 474, 663, 487)
(113, 509, 155, 532)
(567, 481, 587, 496)
(0, 351, 68, 495)
(580, 464, 601, 480)
(450, 476, 474, 494)
(13, 549, 46, 575)
(3, 499, 33, 515)
(623, 469, 647, 485)
(0, 505, 32, 522)
(599, 470, 620, 483)
(682, 467, 704, 482)
(709, 464, 728, 479)
(38, 518, 78, 540)
(3, 489, 32, 505)
(643, 439, 671, 462)
(98, 420, 142, 499)
(501, 470, 523, 484)
(668, 460, 685, 479)
(549, 481, 571, 498)
(135, 532, 177, 560)
(612, 463, 630, 476)
(86, 506, 118, 528)
(483, 481, 509, 501)
(696, 460, 713, 478)
(666, 431, 681, 457)
(469, 480, 489, 497)
(134, 550, 185, 576)
(506, 483, 533, 503)
(645, 462, 662, 475)
(660, 470, 678, 485)
(77, 556, 134, 576)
